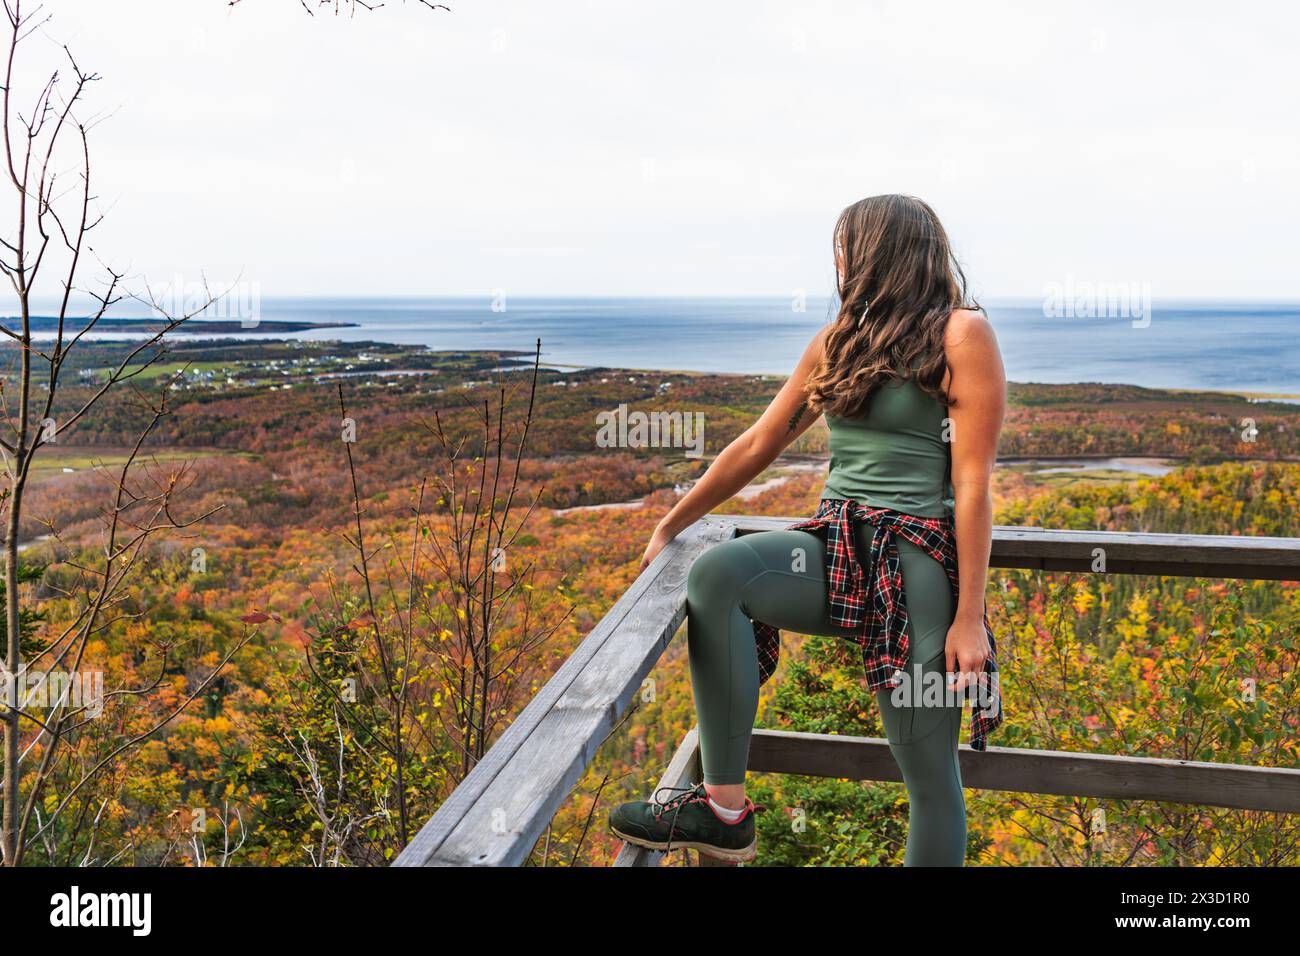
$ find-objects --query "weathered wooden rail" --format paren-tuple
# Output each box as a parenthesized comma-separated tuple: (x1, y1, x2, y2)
(613, 727, 1300, 866)
(393, 515, 1300, 867)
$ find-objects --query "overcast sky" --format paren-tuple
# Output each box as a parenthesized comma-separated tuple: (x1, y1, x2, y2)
(12, 0, 1300, 301)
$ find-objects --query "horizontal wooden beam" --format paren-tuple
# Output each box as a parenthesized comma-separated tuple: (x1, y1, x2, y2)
(747, 729, 1300, 814)
(728, 516, 1300, 581)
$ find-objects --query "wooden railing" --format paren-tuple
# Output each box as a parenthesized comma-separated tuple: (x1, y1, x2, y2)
(393, 515, 1300, 867)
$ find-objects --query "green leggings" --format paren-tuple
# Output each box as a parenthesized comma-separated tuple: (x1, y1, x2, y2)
(685, 528, 966, 866)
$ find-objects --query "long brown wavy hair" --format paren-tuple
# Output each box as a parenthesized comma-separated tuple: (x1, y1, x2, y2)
(805, 194, 978, 418)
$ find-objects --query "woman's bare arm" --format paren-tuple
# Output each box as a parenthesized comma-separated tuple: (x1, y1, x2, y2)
(942, 309, 1006, 690)
(639, 328, 827, 571)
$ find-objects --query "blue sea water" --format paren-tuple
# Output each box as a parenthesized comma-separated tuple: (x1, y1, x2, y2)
(85, 296, 1300, 394)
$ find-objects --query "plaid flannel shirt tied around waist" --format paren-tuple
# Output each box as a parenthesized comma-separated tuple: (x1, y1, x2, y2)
(748, 496, 1003, 751)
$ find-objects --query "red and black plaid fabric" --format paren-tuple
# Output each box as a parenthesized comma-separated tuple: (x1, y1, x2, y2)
(750, 496, 1003, 751)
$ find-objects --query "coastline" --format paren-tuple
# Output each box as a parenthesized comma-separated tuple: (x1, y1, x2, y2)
(13, 329, 1290, 407)
(14, 294, 1294, 393)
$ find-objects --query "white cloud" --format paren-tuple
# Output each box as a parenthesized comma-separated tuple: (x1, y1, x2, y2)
(10, 0, 1298, 299)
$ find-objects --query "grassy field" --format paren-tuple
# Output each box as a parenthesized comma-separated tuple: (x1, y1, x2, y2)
(26, 445, 246, 477)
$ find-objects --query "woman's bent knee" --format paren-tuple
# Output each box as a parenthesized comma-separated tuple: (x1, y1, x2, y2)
(686, 539, 762, 606)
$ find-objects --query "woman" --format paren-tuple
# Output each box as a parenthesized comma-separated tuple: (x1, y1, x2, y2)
(609, 194, 1006, 866)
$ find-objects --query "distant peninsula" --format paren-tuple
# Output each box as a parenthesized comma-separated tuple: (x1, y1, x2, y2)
(8, 316, 359, 334)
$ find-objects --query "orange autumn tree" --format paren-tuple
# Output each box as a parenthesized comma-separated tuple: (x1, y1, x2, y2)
(0, 0, 250, 866)
(242, 342, 571, 864)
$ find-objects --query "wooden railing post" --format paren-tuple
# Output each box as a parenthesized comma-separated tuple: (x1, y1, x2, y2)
(612, 727, 700, 867)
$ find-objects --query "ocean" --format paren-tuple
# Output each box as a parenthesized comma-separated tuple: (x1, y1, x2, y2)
(63, 296, 1300, 395)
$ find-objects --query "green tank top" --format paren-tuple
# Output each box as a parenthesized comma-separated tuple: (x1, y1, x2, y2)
(821, 377, 954, 518)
